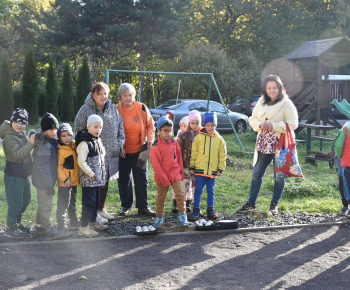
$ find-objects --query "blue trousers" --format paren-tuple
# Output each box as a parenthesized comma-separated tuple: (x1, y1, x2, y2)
(4, 174, 31, 227)
(342, 167, 350, 202)
(193, 175, 216, 208)
(81, 186, 100, 227)
(248, 151, 285, 205)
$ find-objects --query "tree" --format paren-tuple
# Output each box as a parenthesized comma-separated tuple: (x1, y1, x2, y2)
(45, 58, 58, 116)
(21, 46, 38, 124)
(60, 60, 74, 121)
(75, 55, 91, 113)
(0, 53, 14, 123)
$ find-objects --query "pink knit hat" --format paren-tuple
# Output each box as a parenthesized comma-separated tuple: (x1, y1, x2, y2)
(188, 110, 201, 123)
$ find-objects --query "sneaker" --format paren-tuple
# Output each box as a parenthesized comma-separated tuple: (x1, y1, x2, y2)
(267, 203, 278, 217)
(68, 222, 80, 231)
(96, 213, 108, 225)
(89, 221, 108, 231)
(154, 217, 164, 227)
(78, 226, 99, 238)
(186, 200, 192, 213)
(4, 225, 27, 239)
(172, 199, 178, 214)
(17, 223, 30, 234)
(178, 212, 189, 227)
(339, 207, 349, 216)
(207, 207, 218, 220)
(100, 208, 114, 220)
(189, 207, 200, 221)
(46, 227, 65, 240)
(237, 202, 256, 213)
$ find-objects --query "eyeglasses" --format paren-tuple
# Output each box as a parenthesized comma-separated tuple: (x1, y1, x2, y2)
(13, 121, 27, 127)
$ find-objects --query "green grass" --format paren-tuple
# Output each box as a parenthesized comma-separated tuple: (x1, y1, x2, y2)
(0, 127, 342, 229)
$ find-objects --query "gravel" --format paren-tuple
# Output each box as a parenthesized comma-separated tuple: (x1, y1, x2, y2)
(0, 211, 346, 243)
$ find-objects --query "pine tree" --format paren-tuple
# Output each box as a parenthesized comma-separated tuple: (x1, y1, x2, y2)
(45, 58, 58, 116)
(75, 55, 91, 113)
(61, 60, 74, 122)
(0, 53, 14, 124)
(21, 46, 38, 124)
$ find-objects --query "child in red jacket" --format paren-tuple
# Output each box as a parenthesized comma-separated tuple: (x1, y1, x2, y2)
(149, 116, 189, 227)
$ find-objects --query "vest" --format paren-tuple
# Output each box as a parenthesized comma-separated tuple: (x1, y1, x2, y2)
(341, 126, 350, 167)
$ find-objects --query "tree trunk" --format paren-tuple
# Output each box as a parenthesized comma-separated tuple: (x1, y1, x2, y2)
(89, 47, 96, 84)
(138, 43, 146, 103)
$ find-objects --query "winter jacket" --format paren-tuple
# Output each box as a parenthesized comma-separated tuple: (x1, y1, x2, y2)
(189, 128, 227, 177)
(334, 124, 350, 166)
(74, 93, 125, 181)
(249, 96, 298, 166)
(76, 130, 106, 187)
(115, 101, 155, 145)
(31, 130, 58, 189)
(149, 136, 184, 187)
(57, 140, 80, 187)
(0, 121, 33, 178)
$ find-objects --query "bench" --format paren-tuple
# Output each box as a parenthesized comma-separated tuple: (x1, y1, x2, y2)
(311, 136, 334, 151)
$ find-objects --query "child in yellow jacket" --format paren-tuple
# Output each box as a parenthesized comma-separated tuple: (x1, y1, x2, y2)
(56, 123, 80, 231)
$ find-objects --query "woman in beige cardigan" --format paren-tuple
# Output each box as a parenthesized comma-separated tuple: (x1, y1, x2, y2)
(237, 75, 298, 216)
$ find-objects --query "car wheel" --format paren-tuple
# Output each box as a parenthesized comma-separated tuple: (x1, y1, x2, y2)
(234, 120, 246, 133)
(241, 108, 247, 115)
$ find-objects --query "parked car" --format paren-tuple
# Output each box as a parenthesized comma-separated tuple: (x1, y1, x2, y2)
(149, 99, 249, 133)
(227, 95, 261, 116)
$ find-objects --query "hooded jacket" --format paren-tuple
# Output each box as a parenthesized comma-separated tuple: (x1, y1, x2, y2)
(149, 136, 184, 187)
(76, 130, 106, 187)
(177, 126, 202, 168)
(189, 128, 227, 177)
(0, 120, 33, 178)
(57, 140, 80, 187)
(74, 93, 125, 181)
(31, 130, 58, 189)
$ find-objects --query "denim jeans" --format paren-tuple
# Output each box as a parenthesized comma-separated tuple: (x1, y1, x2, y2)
(248, 151, 285, 205)
(193, 175, 216, 208)
(81, 186, 100, 227)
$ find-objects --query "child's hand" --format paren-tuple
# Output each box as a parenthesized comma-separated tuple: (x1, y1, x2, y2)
(120, 149, 126, 158)
(147, 140, 153, 149)
(91, 175, 95, 180)
(217, 172, 222, 176)
(190, 170, 195, 175)
(64, 179, 72, 187)
(29, 134, 35, 145)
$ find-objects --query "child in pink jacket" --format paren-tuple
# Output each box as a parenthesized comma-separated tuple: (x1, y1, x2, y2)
(149, 116, 189, 227)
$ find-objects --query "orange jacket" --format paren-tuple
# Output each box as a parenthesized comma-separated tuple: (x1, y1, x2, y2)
(115, 101, 155, 143)
(57, 141, 80, 187)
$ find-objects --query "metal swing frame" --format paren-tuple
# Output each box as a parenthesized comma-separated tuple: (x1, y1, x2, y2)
(102, 69, 247, 152)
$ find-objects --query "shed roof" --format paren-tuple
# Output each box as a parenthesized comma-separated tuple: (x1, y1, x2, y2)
(283, 37, 350, 62)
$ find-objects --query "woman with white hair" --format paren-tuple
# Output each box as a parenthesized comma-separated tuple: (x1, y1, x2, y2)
(115, 83, 156, 217)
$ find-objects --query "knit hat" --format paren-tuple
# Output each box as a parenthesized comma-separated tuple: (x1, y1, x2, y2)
(87, 114, 103, 128)
(188, 110, 201, 123)
(157, 116, 173, 130)
(57, 123, 73, 138)
(41, 112, 59, 132)
(203, 110, 217, 126)
(179, 116, 189, 126)
(10, 108, 28, 125)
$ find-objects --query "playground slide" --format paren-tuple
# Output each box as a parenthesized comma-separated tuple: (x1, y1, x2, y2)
(331, 99, 350, 119)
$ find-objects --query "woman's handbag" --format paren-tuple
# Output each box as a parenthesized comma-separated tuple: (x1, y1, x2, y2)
(275, 123, 303, 180)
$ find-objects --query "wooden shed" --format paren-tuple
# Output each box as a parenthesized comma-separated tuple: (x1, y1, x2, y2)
(283, 37, 350, 130)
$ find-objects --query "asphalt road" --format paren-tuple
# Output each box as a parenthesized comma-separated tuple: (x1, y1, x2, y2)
(0, 224, 349, 290)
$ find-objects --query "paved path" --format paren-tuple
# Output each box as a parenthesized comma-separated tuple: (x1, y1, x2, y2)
(0, 224, 349, 289)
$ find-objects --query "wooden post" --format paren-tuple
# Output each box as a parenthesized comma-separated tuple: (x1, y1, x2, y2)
(316, 60, 324, 136)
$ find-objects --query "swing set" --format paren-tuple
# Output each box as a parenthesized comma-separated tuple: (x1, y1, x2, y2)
(102, 69, 248, 152)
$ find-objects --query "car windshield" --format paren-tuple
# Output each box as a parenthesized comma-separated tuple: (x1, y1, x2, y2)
(158, 100, 184, 110)
(209, 101, 226, 113)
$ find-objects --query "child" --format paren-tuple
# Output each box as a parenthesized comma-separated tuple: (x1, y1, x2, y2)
(0, 109, 34, 239)
(189, 110, 227, 221)
(56, 123, 80, 232)
(334, 125, 350, 227)
(149, 116, 189, 227)
(174, 110, 202, 214)
(334, 155, 349, 216)
(76, 115, 108, 237)
(172, 115, 189, 213)
(32, 112, 64, 240)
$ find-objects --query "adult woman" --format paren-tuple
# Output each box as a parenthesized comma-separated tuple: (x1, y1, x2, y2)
(115, 83, 156, 217)
(237, 75, 298, 216)
(75, 82, 125, 223)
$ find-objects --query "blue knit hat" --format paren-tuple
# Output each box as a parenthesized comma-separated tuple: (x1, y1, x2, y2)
(203, 110, 217, 126)
(157, 116, 173, 130)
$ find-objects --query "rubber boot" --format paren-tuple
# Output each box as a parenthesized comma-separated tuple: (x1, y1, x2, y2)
(172, 199, 178, 214)
(190, 207, 200, 221)
(186, 200, 192, 213)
